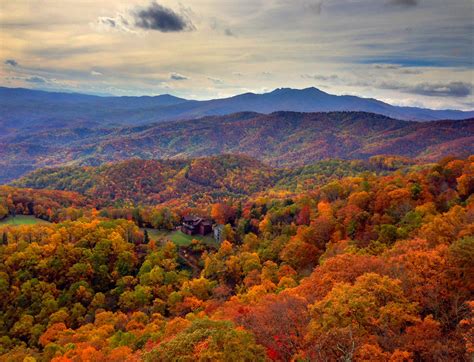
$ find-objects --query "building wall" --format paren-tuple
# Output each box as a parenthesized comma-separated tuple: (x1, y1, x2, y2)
(213, 224, 224, 243)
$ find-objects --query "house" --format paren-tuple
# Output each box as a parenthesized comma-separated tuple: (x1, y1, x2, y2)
(213, 224, 224, 244)
(181, 216, 213, 236)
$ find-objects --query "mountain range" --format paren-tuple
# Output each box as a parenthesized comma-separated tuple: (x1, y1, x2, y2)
(1, 86, 473, 137)
(1, 110, 473, 184)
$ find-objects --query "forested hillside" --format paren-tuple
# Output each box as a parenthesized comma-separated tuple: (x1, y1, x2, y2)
(12, 155, 278, 207)
(2, 111, 473, 183)
(0, 155, 473, 361)
(13, 154, 418, 208)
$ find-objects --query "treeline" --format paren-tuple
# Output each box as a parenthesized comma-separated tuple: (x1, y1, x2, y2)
(0, 186, 86, 222)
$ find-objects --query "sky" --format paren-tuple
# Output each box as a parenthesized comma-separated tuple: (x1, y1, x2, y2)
(1, 0, 473, 110)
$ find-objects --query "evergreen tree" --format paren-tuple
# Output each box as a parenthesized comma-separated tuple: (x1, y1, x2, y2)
(143, 229, 150, 244)
(132, 208, 143, 227)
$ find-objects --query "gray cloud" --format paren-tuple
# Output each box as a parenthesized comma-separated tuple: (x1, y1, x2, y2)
(373, 64, 400, 70)
(97, 13, 134, 33)
(210, 17, 236, 36)
(303, 1, 323, 15)
(373, 64, 422, 74)
(409, 82, 472, 97)
(208, 77, 223, 84)
(26, 76, 47, 84)
(399, 69, 422, 75)
(4, 59, 18, 67)
(380, 81, 472, 97)
(387, 0, 418, 7)
(301, 74, 339, 81)
(98, 17, 116, 28)
(170, 72, 188, 81)
(133, 2, 194, 32)
(224, 28, 236, 37)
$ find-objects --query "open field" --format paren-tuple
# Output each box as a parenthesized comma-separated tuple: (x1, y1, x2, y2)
(142, 228, 217, 247)
(0, 215, 51, 226)
(142, 228, 169, 241)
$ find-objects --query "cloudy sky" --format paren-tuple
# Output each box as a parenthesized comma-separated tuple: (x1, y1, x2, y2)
(1, 0, 473, 109)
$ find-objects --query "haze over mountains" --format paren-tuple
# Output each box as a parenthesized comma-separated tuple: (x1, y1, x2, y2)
(1, 109, 473, 184)
(1, 86, 473, 183)
(1, 86, 473, 135)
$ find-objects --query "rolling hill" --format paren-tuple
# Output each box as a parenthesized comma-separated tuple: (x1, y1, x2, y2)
(1, 111, 472, 183)
(13, 154, 415, 206)
(12, 155, 279, 206)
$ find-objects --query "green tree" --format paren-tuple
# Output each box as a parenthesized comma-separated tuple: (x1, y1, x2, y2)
(144, 318, 266, 362)
(143, 229, 150, 244)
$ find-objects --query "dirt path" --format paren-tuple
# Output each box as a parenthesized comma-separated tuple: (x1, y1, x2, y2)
(178, 248, 201, 278)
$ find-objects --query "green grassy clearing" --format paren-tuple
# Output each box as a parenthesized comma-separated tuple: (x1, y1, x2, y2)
(142, 228, 217, 248)
(168, 231, 216, 247)
(0, 215, 51, 226)
(142, 228, 169, 240)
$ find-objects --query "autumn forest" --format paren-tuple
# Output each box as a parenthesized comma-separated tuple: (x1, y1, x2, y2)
(0, 153, 473, 361)
(1, 1, 474, 360)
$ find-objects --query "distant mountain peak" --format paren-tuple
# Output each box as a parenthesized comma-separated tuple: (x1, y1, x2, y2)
(269, 87, 292, 93)
(302, 86, 324, 92)
(270, 86, 324, 94)
(0, 86, 472, 128)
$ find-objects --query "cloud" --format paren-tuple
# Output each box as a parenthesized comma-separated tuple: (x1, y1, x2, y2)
(4, 59, 18, 67)
(210, 17, 236, 36)
(373, 64, 400, 70)
(224, 28, 236, 37)
(133, 2, 194, 32)
(380, 81, 472, 97)
(400, 69, 422, 75)
(303, 1, 323, 15)
(98, 17, 117, 28)
(26, 76, 48, 84)
(170, 72, 188, 81)
(387, 0, 418, 7)
(373, 64, 422, 74)
(409, 82, 472, 97)
(91, 70, 103, 76)
(301, 74, 339, 81)
(97, 14, 134, 33)
(96, 2, 194, 33)
(208, 77, 223, 84)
